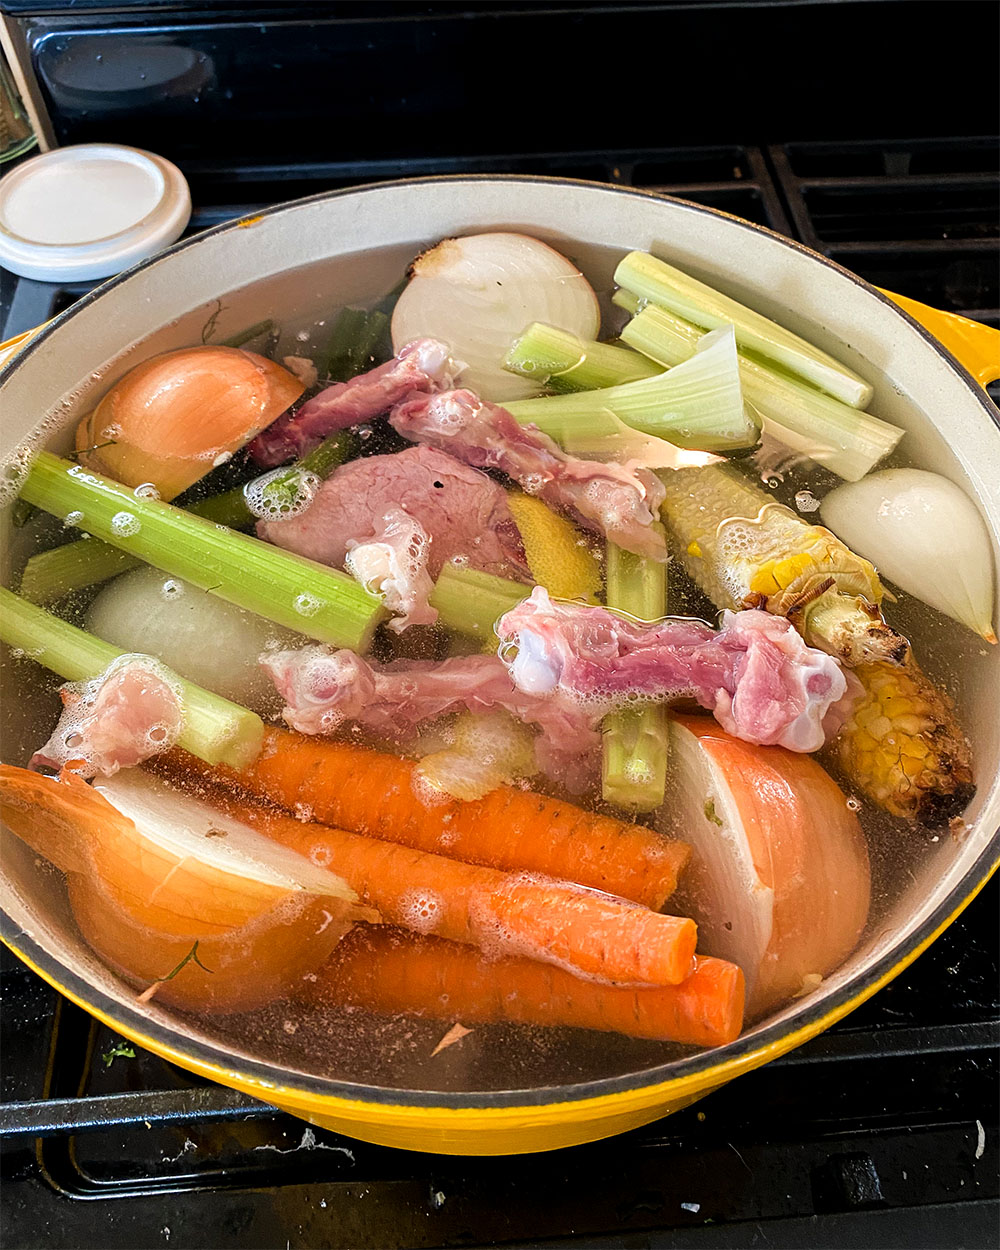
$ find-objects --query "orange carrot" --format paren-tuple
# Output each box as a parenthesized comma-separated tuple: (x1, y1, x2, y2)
(174, 727, 690, 910)
(211, 791, 698, 986)
(305, 925, 745, 1048)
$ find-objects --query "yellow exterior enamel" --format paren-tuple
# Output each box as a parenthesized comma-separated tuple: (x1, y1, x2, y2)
(882, 289, 1000, 388)
(4, 856, 995, 1155)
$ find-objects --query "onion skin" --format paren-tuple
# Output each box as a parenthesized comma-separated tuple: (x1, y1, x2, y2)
(0, 764, 369, 1014)
(76, 347, 305, 501)
(666, 716, 871, 1020)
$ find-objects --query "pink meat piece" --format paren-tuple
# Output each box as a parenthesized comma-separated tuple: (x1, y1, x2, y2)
(389, 388, 667, 561)
(495, 588, 860, 753)
(260, 646, 601, 793)
(258, 444, 530, 580)
(30, 656, 184, 779)
(249, 338, 460, 466)
(344, 508, 437, 633)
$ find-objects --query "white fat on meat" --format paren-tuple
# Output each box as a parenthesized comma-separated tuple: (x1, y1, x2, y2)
(260, 646, 601, 793)
(496, 588, 858, 753)
(344, 508, 437, 633)
(389, 388, 667, 561)
(29, 655, 185, 779)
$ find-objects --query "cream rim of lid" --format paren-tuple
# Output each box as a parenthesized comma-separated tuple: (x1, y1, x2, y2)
(0, 143, 192, 282)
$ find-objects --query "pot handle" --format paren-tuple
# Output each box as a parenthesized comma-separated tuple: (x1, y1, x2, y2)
(880, 289, 1000, 389)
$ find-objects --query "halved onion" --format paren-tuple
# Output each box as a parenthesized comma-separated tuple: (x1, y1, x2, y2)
(76, 346, 305, 501)
(390, 233, 600, 402)
(659, 716, 871, 1019)
(0, 764, 371, 1013)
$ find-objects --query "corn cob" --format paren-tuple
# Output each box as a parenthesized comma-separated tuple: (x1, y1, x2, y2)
(829, 658, 974, 822)
(658, 463, 974, 823)
(658, 464, 908, 666)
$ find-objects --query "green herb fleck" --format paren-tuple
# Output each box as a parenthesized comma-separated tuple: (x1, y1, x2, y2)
(157, 940, 214, 982)
(101, 1041, 136, 1068)
(704, 797, 723, 827)
(70, 440, 116, 463)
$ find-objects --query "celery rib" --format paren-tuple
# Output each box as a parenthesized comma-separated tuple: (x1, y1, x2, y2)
(0, 587, 263, 770)
(504, 326, 760, 454)
(429, 564, 531, 641)
(18, 453, 384, 651)
(620, 302, 902, 481)
(601, 529, 668, 812)
(17, 432, 354, 606)
(614, 250, 873, 409)
(504, 323, 662, 392)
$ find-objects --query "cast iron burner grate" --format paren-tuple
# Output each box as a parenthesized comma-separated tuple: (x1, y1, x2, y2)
(1, 137, 998, 1249)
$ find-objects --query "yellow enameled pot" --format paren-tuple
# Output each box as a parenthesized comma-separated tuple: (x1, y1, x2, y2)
(1, 178, 998, 1155)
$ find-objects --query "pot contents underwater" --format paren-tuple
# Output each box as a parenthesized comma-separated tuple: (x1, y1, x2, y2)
(0, 231, 991, 1093)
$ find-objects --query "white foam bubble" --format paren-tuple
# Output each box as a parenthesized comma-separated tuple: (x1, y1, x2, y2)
(110, 511, 140, 537)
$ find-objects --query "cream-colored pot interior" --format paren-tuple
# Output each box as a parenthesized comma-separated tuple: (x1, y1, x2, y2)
(1, 178, 998, 1108)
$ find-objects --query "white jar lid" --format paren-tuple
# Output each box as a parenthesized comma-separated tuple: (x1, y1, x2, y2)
(0, 143, 191, 282)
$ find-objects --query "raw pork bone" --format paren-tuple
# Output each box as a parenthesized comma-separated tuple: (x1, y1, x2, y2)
(496, 588, 863, 754)
(261, 646, 601, 794)
(30, 656, 184, 779)
(390, 388, 667, 561)
(259, 444, 530, 580)
(249, 338, 459, 466)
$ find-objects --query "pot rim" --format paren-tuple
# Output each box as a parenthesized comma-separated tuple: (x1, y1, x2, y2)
(2, 173, 998, 1113)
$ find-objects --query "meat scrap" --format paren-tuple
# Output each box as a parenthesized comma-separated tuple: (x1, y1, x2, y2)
(389, 388, 667, 562)
(249, 338, 460, 466)
(258, 444, 530, 581)
(260, 646, 601, 793)
(344, 508, 437, 633)
(30, 655, 184, 779)
(496, 588, 862, 753)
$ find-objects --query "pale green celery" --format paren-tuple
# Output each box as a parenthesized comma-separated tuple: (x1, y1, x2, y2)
(601, 529, 668, 812)
(18, 432, 355, 605)
(19, 542, 139, 606)
(504, 322, 662, 392)
(18, 453, 384, 651)
(614, 250, 874, 409)
(429, 564, 530, 640)
(0, 587, 263, 769)
(505, 326, 760, 453)
(621, 302, 903, 481)
(219, 319, 275, 349)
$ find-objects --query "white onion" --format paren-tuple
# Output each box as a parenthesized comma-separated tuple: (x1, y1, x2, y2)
(390, 232, 600, 402)
(86, 566, 304, 711)
(821, 468, 997, 644)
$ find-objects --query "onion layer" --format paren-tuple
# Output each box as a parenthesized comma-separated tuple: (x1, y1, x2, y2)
(76, 346, 305, 501)
(390, 233, 600, 402)
(0, 764, 370, 1013)
(659, 716, 871, 1019)
(820, 468, 997, 644)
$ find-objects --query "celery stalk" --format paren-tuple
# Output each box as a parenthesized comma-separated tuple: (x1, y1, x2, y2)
(504, 323, 662, 392)
(614, 250, 873, 409)
(18, 432, 354, 605)
(505, 326, 760, 453)
(18, 453, 384, 651)
(0, 587, 263, 769)
(602, 530, 668, 812)
(429, 564, 530, 640)
(620, 302, 903, 481)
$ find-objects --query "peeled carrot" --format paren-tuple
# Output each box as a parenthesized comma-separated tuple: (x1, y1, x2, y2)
(210, 791, 698, 986)
(175, 728, 690, 910)
(305, 925, 745, 1048)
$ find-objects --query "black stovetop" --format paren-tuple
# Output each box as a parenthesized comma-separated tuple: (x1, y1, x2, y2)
(1, 137, 999, 1249)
